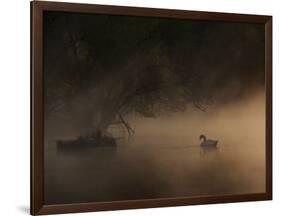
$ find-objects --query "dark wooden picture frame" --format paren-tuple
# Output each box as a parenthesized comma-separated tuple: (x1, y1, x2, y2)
(31, 1, 272, 215)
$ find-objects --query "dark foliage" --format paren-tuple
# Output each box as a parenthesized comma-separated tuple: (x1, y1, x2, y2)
(44, 12, 264, 136)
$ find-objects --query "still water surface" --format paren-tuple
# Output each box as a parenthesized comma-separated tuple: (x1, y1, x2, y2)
(44, 93, 265, 204)
(45, 134, 265, 204)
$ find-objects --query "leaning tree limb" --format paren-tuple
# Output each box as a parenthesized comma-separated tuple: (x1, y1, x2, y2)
(117, 112, 135, 135)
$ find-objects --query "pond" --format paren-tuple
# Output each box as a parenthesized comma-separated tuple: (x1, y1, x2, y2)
(44, 92, 265, 204)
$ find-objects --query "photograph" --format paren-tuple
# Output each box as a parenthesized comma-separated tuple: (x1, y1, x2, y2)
(0, 0, 278, 215)
(43, 10, 267, 205)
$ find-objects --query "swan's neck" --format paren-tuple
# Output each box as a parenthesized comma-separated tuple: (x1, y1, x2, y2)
(200, 136, 206, 142)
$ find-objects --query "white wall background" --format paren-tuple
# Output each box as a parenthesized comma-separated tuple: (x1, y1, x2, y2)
(0, 0, 279, 215)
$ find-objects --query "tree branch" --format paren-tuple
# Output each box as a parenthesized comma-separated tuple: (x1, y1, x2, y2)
(118, 112, 134, 135)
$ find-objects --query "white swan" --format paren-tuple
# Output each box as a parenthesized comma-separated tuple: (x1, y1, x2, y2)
(200, 134, 218, 147)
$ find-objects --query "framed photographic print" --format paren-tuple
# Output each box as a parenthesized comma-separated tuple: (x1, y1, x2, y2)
(31, 1, 272, 215)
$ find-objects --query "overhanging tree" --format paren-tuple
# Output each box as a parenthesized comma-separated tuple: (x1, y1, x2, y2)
(44, 13, 218, 137)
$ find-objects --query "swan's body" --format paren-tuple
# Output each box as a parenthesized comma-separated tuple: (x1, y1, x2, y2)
(200, 134, 218, 147)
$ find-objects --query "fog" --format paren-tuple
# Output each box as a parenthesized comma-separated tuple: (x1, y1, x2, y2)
(44, 90, 265, 204)
(43, 11, 265, 205)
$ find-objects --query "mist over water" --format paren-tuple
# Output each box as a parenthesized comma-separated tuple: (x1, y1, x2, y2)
(43, 12, 266, 205)
(44, 91, 265, 204)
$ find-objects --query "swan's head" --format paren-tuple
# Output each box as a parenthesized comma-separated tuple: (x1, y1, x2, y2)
(199, 134, 206, 141)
